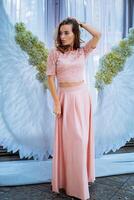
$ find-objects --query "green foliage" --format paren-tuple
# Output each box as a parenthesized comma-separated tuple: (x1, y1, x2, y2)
(15, 22, 48, 89)
(95, 27, 134, 90)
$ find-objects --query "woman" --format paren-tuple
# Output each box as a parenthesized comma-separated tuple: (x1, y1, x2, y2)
(46, 17, 101, 200)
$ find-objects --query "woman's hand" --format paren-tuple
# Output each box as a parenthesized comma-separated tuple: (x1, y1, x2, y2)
(53, 100, 61, 117)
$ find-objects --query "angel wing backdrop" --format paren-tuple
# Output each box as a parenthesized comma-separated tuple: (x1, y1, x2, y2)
(0, 0, 55, 160)
(0, 0, 134, 184)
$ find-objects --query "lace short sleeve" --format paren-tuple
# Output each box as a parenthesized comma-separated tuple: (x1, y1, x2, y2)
(46, 48, 58, 76)
(82, 40, 96, 58)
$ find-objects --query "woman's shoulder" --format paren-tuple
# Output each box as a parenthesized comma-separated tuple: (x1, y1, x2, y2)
(48, 47, 60, 58)
(49, 47, 58, 53)
(76, 47, 85, 55)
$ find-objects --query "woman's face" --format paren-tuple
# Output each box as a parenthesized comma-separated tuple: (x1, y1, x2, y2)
(59, 24, 75, 47)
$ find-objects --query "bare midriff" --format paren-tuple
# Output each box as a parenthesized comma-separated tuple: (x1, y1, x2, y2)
(58, 80, 84, 87)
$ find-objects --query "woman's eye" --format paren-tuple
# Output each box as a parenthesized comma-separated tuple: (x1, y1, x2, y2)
(65, 32, 69, 35)
(59, 31, 69, 35)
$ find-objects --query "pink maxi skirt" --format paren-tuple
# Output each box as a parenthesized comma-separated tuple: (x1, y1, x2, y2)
(52, 82, 95, 200)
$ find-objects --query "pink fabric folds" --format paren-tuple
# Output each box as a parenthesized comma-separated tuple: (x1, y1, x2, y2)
(51, 82, 95, 200)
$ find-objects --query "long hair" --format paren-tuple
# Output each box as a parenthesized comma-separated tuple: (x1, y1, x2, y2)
(55, 17, 81, 53)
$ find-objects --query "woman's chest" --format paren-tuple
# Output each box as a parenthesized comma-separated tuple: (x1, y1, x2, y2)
(56, 52, 85, 71)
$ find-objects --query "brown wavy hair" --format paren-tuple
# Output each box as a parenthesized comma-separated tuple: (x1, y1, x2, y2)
(55, 17, 81, 53)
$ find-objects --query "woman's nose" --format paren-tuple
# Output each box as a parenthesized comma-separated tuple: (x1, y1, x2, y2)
(60, 34, 65, 39)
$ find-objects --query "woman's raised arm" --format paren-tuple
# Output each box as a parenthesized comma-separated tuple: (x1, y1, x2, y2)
(80, 23, 101, 48)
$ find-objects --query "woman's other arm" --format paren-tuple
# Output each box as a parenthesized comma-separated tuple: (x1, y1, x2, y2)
(46, 48, 61, 116)
(47, 75, 61, 116)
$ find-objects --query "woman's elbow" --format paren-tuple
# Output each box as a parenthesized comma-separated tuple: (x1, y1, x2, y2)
(95, 32, 101, 39)
(47, 75, 55, 84)
(47, 75, 55, 79)
(97, 32, 101, 38)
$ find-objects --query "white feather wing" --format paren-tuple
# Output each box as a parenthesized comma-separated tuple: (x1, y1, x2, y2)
(94, 53, 134, 158)
(0, 1, 54, 160)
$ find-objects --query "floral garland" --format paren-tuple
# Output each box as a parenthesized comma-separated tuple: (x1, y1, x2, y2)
(95, 27, 134, 90)
(15, 22, 48, 89)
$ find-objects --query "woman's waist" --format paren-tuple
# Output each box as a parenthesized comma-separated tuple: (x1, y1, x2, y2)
(58, 80, 84, 87)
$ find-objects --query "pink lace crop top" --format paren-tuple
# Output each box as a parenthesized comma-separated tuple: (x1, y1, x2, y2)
(46, 41, 95, 83)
